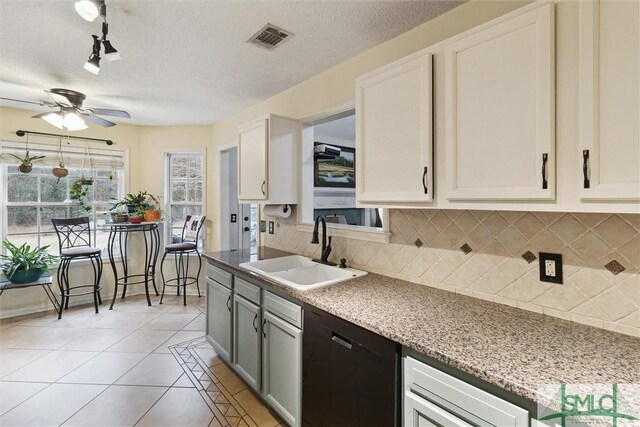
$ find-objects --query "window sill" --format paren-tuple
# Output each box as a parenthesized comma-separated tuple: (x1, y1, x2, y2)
(295, 222, 390, 244)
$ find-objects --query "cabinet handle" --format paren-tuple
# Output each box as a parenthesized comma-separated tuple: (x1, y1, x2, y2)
(583, 149, 590, 189)
(422, 166, 428, 194)
(262, 319, 267, 338)
(252, 313, 258, 332)
(331, 332, 352, 350)
(226, 295, 231, 311)
(261, 180, 266, 196)
(541, 153, 548, 190)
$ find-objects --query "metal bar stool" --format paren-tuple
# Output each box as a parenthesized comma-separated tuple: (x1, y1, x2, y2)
(52, 217, 103, 319)
(159, 215, 205, 306)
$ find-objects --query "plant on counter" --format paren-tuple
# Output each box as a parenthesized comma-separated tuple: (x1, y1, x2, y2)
(0, 240, 58, 284)
(70, 179, 92, 213)
(9, 151, 46, 174)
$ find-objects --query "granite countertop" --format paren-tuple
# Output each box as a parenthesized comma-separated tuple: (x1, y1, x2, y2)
(203, 247, 640, 405)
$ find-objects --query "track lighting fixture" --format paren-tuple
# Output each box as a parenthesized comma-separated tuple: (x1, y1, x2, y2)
(84, 35, 101, 74)
(74, 0, 105, 22)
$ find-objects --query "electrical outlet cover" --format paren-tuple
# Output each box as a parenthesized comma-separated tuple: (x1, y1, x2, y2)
(268, 221, 274, 234)
(539, 252, 563, 284)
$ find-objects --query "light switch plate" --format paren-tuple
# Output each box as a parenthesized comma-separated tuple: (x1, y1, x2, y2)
(539, 252, 563, 284)
(260, 220, 266, 233)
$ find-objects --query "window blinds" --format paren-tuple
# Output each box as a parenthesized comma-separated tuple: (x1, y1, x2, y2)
(0, 141, 125, 170)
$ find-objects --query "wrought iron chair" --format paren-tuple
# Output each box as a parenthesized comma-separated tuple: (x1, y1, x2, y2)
(51, 217, 103, 319)
(159, 215, 205, 306)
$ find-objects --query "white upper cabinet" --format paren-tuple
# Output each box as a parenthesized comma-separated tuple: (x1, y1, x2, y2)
(579, 0, 640, 201)
(444, 4, 555, 201)
(355, 51, 433, 205)
(238, 115, 299, 204)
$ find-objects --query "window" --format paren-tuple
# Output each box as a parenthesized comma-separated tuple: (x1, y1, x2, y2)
(164, 152, 205, 246)
(0, 142, 126, 255)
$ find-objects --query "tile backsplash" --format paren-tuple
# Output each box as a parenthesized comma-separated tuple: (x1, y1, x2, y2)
(264, 209, 640, 337)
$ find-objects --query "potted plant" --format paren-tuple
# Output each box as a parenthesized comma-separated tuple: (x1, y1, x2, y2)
(128, 206, 146, 224)
(110, 191, 160, 215)
(0, 240, 57, 284)
(143, 195, 163, 222)
(9, 151, 45, 174)
(70, 179, 92, 213)
(52, 162, 69, 181)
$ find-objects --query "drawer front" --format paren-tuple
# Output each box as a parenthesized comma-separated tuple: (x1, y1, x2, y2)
(264, 291, 302, 329)
(235, 277, 261, 305)
(207, 263, 233, 289)
(404, 357, 528, 427)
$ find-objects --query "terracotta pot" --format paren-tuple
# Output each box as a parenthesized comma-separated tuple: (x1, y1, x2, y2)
(129, 216, 144, 224)
(18, 164, 32, 174)
(52, 167, 69, 179)
(144, 210, 161, 222)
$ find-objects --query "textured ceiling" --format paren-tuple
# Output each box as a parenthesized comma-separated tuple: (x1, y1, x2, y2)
(0, 0, 464, 126)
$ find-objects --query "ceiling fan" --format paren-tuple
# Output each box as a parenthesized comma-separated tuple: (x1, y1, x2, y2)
(1, 88, 130, 131)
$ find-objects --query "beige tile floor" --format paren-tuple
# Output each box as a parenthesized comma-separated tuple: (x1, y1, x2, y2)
(0, 293, 284, 427)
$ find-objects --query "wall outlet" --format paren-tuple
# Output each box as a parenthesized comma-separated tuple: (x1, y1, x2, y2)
(230, 214, 237, 223)
(260, 221, 266, 233)
(539, 252, 563, 284)
(268, 221, 274, 234)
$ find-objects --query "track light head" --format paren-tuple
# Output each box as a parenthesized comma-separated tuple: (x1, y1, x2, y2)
(74, 0, 104, 22)
(102, 39, 120, 61)
(84, 35, 101, 74)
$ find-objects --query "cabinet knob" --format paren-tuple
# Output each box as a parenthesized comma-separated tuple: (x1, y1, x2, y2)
(244, 227, 250, 232)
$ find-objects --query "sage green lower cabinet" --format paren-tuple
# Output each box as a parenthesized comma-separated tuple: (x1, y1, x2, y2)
(232, 294, 261, 390)
(262, 310, 302, 427)
(206, 278, 232, 362)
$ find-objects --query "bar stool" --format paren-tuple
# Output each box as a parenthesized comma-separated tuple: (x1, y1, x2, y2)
(52, 217, 103, 319)
(159, 215, 205, 306)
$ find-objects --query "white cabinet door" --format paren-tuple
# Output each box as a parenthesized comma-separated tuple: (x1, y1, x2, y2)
(445, 4, 555, 201)
(233, 294, 261, 390)
(356, 52, 433, 204)
(238, 119, 268, 201)
(579, 0, 640, 201)
(206, 278, 232, 362)
(262, 311, 302, 427)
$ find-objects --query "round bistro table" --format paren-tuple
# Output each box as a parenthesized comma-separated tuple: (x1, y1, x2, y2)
(107, 221, 161, 308)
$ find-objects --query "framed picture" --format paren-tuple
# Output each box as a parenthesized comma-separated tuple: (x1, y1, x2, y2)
(314, 143, 355, 188)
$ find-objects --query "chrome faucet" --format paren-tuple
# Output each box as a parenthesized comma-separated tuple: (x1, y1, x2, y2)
(311, 215, 335, 266)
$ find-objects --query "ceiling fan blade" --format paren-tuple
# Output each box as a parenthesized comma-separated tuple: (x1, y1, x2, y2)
(85, 114, 116, 127)
(86, 107, 130, 118)
(31, 112, 52, 119)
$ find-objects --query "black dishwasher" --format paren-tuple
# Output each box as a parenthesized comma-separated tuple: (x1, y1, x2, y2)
(302, 304, 399, 427)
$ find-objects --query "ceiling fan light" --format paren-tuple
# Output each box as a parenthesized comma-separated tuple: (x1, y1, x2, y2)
(84, 54, 101, 74)
(74, 0, 100, 21)
(42, 112, 64, 129)
(102, 40, 120, 61)
(63, 112, 88, 131)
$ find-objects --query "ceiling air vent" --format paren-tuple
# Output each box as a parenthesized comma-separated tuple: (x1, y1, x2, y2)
(247, 24, 293, 51)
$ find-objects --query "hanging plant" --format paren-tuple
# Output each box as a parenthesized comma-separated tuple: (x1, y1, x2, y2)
(52, 135, 69, 182)
(9, 151, 45, 174)
(80, 143, 94, 185)
(70, 179, 92, 213)
(52, 162, 69, 180)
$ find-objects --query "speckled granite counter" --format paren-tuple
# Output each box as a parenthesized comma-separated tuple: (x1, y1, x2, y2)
(203, 247, 640, 405)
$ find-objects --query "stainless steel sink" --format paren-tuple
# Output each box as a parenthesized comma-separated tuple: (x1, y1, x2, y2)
(239, 255, 367, 291)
